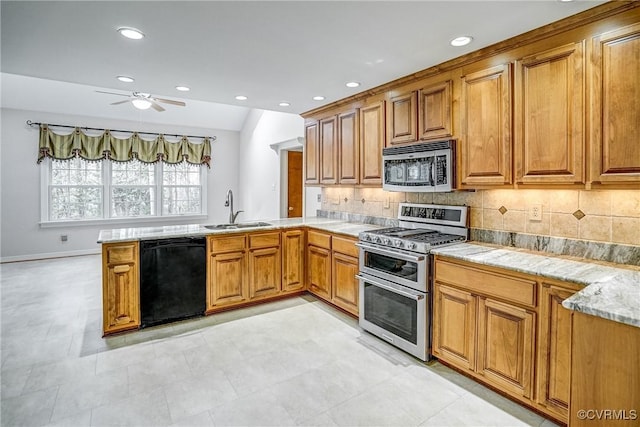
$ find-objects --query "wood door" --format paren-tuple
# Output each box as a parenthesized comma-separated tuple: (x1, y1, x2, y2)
(319, 116, 338, 184)
(248, 246, 281, 300)
(477, 297, 535, 400)
(388, 91, 418, 145)
(359, 101, 386, 185)
(461, 64, 512, 186)
(102, 242, 140, 335)
(208, 250, 247, 309)
(304, 122, 319, 184)
(331, 251, 359, 316)
(590, 23, 640, 185)
(432, 283, 477, 372)
(282, 229, 305, 292)
(287, 151, 302, 217)
(536, 282, 579, 423)
(307, 244, 331, 301)
(338, 109, 359, 185)
(419, 80, 453, 140)
(514, 41, 585, 185)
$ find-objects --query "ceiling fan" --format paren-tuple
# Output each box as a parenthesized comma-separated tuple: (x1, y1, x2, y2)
(95, 90, 186, 112)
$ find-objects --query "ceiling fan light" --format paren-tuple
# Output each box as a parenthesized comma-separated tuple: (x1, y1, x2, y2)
(118, 27, 145, 40)
(132, 99, 152, 110)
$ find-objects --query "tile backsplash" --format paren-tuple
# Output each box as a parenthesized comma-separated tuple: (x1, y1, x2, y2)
(320, 187, 640, 246)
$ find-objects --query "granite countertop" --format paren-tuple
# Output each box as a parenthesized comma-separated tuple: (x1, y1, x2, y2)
(430, 243, 640, 329)
(97, 217, 384, 244)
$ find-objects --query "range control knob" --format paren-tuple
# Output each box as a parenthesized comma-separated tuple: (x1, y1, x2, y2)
(407, 242, 417, 250)
(364, 234, 371, 241)
(375, 236, 382, 243)
(394, 240, 404, 248)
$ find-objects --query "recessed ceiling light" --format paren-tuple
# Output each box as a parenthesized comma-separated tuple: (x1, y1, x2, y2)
(279, 102, 290, 107)
(131, 99, 152, 110)
(450, 36, 473, 47)
(313, 96, 325, 101)
(175, 86, 190, 92)
(116, 76, 134, 83)
(346, 82, 360, 88)
(235, 95, 248, 101)
(117, 27, 145, 40)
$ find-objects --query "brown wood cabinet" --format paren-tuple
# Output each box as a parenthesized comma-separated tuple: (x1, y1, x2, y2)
(304, 122, 319, 185)
(590, 22, 640, 186)
(320, 116, 338, 185)
(207, 235, 248, 311)
(282, 229, 305, 292)
(248, 232, 281, 300)
(330, 236, 359, 316)
(419, 80, 453, 141)
(359, 101, 386, 185)
(387, 91, 418, 145)
(514, 41, 585, 185)
(536, 281, 580, 423)
(338, 109, 359, 185)
(307, 233, 332, 300)
(102, 241, 140, 336)
(460, 64, 512, 186)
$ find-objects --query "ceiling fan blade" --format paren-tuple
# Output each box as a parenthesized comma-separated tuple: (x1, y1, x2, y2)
(153, 97, 186, 107)
(110, 100, 130, 105)
(95, 90, 130, 97)
(150, 101, 165, 112)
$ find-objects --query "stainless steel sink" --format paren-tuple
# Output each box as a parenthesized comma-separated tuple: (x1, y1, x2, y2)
(204, 222, 272, 230)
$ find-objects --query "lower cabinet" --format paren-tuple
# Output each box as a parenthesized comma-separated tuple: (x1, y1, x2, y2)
(102, 241, 140, 336)
(307, 242, 332, 300)
(282, 229, 305, 292)
(248, 232, 281, 300)
(207, 235, 248, 311)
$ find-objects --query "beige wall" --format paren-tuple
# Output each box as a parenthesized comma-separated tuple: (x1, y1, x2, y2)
(321, 188, 640, 246)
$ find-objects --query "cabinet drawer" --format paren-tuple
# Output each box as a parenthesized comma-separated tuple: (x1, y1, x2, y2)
(209, 235, 246, 253)
(332, 236, 358, 257)
(308, 230, 331, 249)
(106, 243, 137, 263)
(249, 232, 280, 248)
(435, 260, 536, 307)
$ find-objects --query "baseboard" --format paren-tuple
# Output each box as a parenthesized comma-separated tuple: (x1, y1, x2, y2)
(0, 248, 101, 263)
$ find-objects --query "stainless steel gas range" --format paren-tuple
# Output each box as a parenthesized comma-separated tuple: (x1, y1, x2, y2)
(356, 203, 469, 361)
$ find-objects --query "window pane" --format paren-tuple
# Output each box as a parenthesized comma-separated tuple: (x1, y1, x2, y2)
(51, 158, 102, 185)
(50, 186, 102, 220)
(163, 163, 201, 186)
(162, 186, 201, 215)
(112, 187, 155, 217)
(112, 160, 155, 185)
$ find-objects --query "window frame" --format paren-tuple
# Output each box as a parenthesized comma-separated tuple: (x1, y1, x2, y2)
(40, 158, 208, 227)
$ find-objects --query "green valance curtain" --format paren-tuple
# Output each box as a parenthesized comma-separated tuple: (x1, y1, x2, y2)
(37, 124, 212, 167)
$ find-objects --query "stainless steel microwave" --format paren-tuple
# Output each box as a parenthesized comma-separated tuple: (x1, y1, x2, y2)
(382, 140, 456, 192)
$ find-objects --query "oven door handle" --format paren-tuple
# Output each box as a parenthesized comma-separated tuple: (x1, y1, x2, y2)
(355, 243, 425, 262)
(356, 274, 425, 301)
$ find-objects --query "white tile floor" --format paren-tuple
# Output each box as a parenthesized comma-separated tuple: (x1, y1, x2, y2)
(1, 255, 559, 427)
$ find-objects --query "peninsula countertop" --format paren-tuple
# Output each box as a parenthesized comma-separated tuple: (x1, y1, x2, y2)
(430, 242, 640, 329)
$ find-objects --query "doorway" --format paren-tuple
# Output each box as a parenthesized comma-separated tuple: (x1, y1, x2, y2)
(287, 151, 303, 217)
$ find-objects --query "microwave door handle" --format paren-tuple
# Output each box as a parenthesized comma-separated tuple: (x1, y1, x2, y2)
(356, 275, 424, 301)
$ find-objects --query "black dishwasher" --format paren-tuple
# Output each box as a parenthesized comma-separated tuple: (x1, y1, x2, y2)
(140, 237, 206, 328)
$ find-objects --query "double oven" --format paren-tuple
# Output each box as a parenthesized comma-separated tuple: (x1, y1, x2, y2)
(356, 203, 468, 361)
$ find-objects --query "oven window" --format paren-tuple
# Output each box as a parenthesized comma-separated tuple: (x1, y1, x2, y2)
(364, 251, 418, 281)
(363, 282, 417, 344)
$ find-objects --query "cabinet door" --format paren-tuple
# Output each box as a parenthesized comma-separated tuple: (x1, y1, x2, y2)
(477, 297, 535, 400)
(514, 42, 585, 185)
(461, 65, 512, 186)
(419, 80, 453, 141)
(304, 122, 319, 184)
(432, 283, 477, 372)
(249, 246, 281, 299)
(590, 23, 640, 185)
(102, 242, 140, 335)
(282, 229, 305, 292)
(208, 250, 247, 309)
(359, 101, 386, 185)
(320, 116, 338, 184)
(388, 91, 418, 145)
(331, 251, 359, 316)
(307, 245, 331, 301)
(536, 282, 579, 422)
(338, 109, 359, 185)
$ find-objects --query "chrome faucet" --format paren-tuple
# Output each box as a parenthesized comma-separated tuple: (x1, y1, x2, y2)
(224, 190, 243, 224)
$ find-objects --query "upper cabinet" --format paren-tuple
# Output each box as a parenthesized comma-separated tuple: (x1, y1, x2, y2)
(359, 101, 386, 185)
(460, 64, 512, 187)
(514, 41, 586, 185)
(304, 122, 319, 185)
(419, 80, 453, 141)
(338, 109, 359, 185)
(387, 91, 418, 145)
(319, 116, 338, 185)
(590, 23, 640, 186)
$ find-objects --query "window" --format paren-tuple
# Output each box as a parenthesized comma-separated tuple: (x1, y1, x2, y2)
(42, 158, 207, 223)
